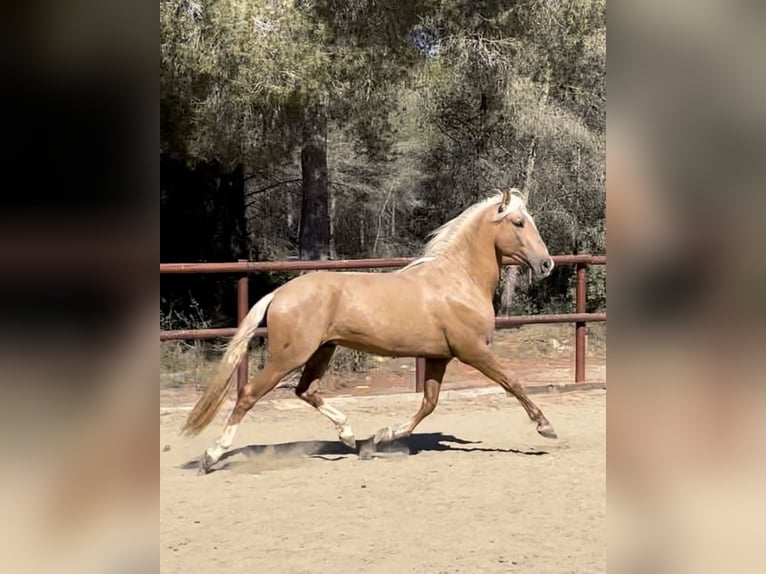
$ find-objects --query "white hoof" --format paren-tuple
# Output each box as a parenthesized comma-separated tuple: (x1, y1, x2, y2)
(537, 421, 558, 439)
(373, 426, 394, 444)
(339, 426, 356, 449)
(199, 451, 218, 475)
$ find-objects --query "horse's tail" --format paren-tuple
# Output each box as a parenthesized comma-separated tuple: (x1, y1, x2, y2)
(181, 292, 275, 436)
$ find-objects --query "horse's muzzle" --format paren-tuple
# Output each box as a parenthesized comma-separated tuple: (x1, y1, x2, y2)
(531, 257, 554, 281)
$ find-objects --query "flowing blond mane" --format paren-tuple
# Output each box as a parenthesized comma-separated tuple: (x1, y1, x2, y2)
(402, 191, 523, 270)
(421, 194, 501, 258)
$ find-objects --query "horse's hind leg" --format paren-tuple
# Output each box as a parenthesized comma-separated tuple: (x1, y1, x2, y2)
(200, 361, 289, 474)
(374, 358, 449, 444)
(295, 344, 356, 449)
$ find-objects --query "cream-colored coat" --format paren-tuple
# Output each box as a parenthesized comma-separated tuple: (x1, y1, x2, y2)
(184, 190, 558, 473)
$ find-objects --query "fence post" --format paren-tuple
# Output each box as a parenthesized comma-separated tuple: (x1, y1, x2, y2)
(575, 262, 587, 382)
(415, 357, 426, 393)
(237, 262, 249, 393)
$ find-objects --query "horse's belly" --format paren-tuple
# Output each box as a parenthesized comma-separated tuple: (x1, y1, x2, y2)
(334, 333, 451, 358)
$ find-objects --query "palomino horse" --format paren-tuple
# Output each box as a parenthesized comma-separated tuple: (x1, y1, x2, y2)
(183, 188, 557, 474)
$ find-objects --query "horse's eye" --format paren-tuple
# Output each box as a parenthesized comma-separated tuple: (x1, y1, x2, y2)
(511, 218, 524, 228)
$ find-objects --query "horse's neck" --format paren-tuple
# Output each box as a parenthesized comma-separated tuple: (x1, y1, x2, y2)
(440, 224, 501, 299)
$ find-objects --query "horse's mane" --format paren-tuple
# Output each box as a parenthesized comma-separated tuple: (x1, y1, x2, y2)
(401, 191, 523, 270)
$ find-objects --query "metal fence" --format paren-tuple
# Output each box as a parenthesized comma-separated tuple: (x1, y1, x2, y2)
(160, 254, 606, 392)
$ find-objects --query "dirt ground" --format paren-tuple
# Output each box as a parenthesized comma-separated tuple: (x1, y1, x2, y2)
(160, 387, 605, 573)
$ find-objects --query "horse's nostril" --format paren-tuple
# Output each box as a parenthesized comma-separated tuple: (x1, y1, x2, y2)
(541, 259, 553, 273)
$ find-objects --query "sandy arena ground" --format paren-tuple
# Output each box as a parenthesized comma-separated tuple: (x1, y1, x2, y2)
(161, 387, 605, 573)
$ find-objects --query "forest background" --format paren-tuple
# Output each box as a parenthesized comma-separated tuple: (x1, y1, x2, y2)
(160, 0, 605, 332)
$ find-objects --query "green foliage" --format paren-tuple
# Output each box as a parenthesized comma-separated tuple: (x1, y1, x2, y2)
(161, 0, 424, 166)
(161, 0, 328, 165)
(161, 0, 606, 315)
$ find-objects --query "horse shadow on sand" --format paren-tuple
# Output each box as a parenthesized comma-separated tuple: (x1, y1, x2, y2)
(181, 432, 548, 473)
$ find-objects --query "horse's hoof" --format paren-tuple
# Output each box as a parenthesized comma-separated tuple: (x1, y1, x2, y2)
(340, 432, 356, 450)
(373, 426, 394, 444)
(537, 422, 558, 439)
(198, 452, 216, 475)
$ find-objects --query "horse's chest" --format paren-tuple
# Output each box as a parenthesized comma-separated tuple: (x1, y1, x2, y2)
(442, 299, 494, 341)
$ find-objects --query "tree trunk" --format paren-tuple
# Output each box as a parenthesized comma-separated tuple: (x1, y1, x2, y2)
(522, 137, 537, 196)
(522, 72, 550, 198)
(390, 197, 396, 238)
(299, 104, 330, 260)
(214, 162, 247, 262)
(359, 210, 365, 253)
(329, 187, 337, 259)
(209, 161, 247, 325)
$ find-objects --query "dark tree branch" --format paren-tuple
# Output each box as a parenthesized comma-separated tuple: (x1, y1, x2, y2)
(327, 180, 369, 191)
(434, 121, 462, 145)
(244, 178, 303, 196)
(244, 178, 303, 209)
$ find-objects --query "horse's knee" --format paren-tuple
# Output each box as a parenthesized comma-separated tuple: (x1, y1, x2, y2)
(504, 376, 524, 395)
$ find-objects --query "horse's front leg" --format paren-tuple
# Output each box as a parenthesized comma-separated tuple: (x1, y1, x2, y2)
(459, 346, 557, 439)
(374, 358, 450, 444)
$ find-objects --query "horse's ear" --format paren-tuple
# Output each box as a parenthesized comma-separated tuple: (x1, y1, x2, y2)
(499, 188, 511, 211)
(510, 188, 525, 202)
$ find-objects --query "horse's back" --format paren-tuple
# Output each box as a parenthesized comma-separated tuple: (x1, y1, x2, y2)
(276, 269, 428, 317)
(267, 269, 449, 356)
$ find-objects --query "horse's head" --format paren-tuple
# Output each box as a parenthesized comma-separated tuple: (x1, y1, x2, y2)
(492, 188, 554, 281)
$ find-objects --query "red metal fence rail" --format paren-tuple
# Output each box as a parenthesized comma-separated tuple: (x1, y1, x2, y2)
(160, 254, 606, 392)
